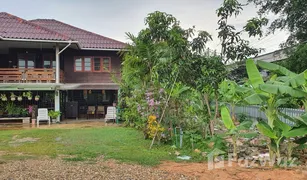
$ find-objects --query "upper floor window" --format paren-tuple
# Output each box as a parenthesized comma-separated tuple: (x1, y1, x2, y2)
(74, 57, 111, 72)
(43, 54, 55, 69)
(18, 54, 35, 69)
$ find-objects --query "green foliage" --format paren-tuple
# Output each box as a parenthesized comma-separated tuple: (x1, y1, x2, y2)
(220, 106, 253, 159)
(220, 106, 235, 130)
(282, 44, 307, 73)
(249, 0, 307, 45)
(48, 110, 61, 119)
(5, 101, 16, 115)
(217, 0, 263, 63)
(243, 59, 307, 160)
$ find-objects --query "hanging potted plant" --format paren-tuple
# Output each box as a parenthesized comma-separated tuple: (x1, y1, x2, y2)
(23, 91, 32, 100)
(17, 95, 22, 101)
(10, 92, 16, 101)
(0, 94, 7, 101)
(35, 94, 40, 101)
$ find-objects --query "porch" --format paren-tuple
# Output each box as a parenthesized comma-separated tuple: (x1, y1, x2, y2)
(0, 68, 64, 83)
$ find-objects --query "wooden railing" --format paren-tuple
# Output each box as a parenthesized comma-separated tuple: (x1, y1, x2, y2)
(0, 68, 65, 83)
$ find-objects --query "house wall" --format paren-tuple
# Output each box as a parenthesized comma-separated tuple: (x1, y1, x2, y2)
(0, 48, 121, 84)
(62, 49, 121, 83)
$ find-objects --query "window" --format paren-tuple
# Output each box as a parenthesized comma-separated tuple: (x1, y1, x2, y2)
(18, 54, 35, 68)
(103, 58, 111, 71)
(93, 58, 101, 72)
(84, 57, 92, 71)
(74, 57, 111, 72)
(43, 55, 55, 69)
(75, 57, 82, 71)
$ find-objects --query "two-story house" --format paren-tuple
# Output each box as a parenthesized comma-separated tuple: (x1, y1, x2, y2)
(0, 12, 125, 122)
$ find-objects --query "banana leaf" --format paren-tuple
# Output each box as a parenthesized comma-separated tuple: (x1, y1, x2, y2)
(221, 106, 235, 130)
(246, 59, 264, 89)
(256, 121, 277, 139)
(283, 126, 307, 138)
(294, 113, 307, 126)
(273, 118, 291, 132)
(259, 84, 307, 98)
(244, 93, 267, 105)
(278, 111, 300, 124)
(236, 120, 253, 130)
(236, 86, 253, 94)
(284, 71, 307, 88)
(257, 60, 297, 77)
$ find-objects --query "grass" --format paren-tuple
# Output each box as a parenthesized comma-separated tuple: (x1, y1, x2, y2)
(0, 126, 174, 165)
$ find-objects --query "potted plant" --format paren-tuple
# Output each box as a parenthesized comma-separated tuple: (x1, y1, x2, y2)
(20, 108, 28, 117)
(23, 91, 32, 100)
(17, 95, 22, 101)
(35, 95, 40, 101)
(48, 110, 61, 123)
(1, 94, 7, 101)
(10, 92, 16, 101)
(13, 107, 21, 117)
(6, 102, 15, 117)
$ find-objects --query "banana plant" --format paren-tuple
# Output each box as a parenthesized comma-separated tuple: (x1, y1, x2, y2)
(242, 59, 307, 160)
(219, 80, 243, 122)
(221, 106, 254, 160)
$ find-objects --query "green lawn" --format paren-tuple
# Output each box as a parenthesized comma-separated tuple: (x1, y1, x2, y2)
(0, 126, 173, 165)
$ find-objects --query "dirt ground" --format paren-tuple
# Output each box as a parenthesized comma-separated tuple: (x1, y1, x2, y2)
(0, 157, 188, 180)
(158, 161, 307, 180)
(1, 157, 307, 180)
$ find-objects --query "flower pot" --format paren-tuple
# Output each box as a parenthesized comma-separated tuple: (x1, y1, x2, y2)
(35, 97, 39, 101)
(11, 97, 15, 101)
(1, 98, 7, 101)
(17, 97, 22, 101)
(28, 97, 32, 100)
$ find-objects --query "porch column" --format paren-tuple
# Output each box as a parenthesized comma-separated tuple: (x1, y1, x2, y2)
(55, 43, 60, 84)
(54, 90, 60, 122)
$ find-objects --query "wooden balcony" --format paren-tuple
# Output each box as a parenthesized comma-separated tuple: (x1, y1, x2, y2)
(0, 68, 64, 83)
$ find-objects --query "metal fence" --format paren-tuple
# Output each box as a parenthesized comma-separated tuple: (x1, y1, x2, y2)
(234, 105, 305, 126)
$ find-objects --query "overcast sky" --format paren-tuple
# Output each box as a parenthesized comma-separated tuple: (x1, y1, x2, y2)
(1, 0, 289, 54)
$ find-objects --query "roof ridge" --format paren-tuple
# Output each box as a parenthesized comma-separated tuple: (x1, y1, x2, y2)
(1, 12, 72, 41)
(30, 19, 125, 45)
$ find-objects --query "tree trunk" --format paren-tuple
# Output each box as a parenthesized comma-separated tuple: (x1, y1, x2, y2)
(204, 93, 214, 136)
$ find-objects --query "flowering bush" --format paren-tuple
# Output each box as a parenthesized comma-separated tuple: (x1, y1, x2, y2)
(146, 115, 165, 139)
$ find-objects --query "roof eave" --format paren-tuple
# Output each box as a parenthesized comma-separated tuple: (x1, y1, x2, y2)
(0, 36, 81, 48)
(81, 47, 128, 51)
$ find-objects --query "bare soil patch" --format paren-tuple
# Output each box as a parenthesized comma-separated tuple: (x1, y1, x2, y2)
(157, 161, 307, 180)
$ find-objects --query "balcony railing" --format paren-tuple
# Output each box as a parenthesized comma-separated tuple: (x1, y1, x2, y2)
(0, 68, 64, 83)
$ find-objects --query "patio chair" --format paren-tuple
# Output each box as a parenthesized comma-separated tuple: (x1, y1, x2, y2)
(105, 106, 116, 123)
(87, 106, 96, 119)
(96, 106, 105, 119)
(37, 108, 50, 127)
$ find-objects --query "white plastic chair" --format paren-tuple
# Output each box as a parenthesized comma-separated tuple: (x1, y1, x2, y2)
(37, 108, 50, 127)
(105, 106, 116, 123)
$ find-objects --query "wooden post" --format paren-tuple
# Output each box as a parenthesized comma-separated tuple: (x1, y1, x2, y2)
(55, 44, 60, 84)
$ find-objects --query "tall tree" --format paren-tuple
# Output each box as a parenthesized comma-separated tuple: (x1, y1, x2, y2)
(217, 0, 267, 64)
(248, 0, 307, 72)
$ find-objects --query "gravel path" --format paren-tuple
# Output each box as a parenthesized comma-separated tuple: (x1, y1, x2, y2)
(0, 157, 190, 180)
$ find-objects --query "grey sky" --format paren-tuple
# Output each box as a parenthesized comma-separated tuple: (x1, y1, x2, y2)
(1, 0, 288, 54)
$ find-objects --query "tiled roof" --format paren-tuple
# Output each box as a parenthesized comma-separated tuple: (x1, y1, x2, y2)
(0, 12, 71, 41)
(30, 19, 126, 49)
